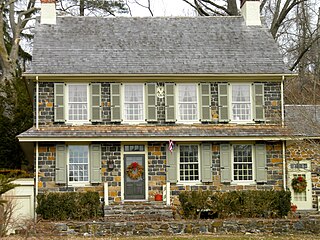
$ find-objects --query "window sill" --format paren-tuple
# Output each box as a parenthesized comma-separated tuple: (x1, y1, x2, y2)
(230, 181, 256, 186)
(68, 182, 90, 187)
(176, 181, 201, 186)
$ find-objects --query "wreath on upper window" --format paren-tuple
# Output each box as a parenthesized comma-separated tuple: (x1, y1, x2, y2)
(126, 162, 144, 180)
(291, 176, 307, 193)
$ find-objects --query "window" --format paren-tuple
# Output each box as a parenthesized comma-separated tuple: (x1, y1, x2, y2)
(177, 84, 198, 122)
(123, 84, 144, 122)
(166, 143, 212, 184)
(220, 143, 267, 184)
(54, 83, 101, 123)
(179, 145, 200, 181)
(68, 145, 89, 182)
(218, 83, 265, 123)
(231, 84, 251, 121)
(233, 144, 253, 181)
(68, 84, 88, 121)
(55, 144, 101, 185)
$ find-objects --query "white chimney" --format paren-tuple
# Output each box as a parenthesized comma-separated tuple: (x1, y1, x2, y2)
(240, 0, 261, 26)
(40, 0, 56, 25)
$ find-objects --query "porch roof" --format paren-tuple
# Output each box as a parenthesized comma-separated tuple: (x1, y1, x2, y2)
(18, 124, 294, 142)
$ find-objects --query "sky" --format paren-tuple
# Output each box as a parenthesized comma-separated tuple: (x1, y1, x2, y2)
(126, 0, 194, 17)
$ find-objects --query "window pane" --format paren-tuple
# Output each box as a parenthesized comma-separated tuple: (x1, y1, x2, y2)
(68, 85, 88, 121)
(124, 84, 144, 121)
(231, 85, 251, 121)
(178, 84, 198, 121)
(179, 145, 199, 181)
(69, 145, 89, 182)
(233, 145, 253, 181)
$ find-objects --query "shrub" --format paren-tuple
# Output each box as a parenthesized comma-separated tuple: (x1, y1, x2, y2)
(179, 190, 291, 219)
(36, 192, 101, 221)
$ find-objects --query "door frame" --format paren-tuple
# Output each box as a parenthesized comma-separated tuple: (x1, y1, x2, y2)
(121, 143, 148, 201)
(287, 160, 313, 210)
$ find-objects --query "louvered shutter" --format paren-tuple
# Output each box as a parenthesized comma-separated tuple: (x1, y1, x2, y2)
(253, 83, 265, 122)
(201, 143, 213, 182)
(165, 83, 176, 122)
(218, 83, 229, 122)
(54, 83, 65, 122)
(146, 83, 157, 122)
(110, 83, 121, 122)
(90, 83, 101, 122)
(220, 144, 232, 183)
(200, 83, 211, 122)
(166, 146, 178, 183)
(90, 144, 102, 183)
(56, 144, 67, 184)
(255, 144, 267, 183)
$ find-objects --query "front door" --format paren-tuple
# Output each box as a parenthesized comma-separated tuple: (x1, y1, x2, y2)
(124, 154, 145, 200)
(288, 161, 312, 210)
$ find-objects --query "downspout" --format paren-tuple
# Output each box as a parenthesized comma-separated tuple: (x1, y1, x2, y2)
(36, 76, 39, 130)
(281, 75, 285, 127)
(35, 76, 39, 221)
(281, 75, 286, 190)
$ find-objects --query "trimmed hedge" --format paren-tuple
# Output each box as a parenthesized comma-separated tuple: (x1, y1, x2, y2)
(179, 190, 291, 219)
(36, 192, 101, 220)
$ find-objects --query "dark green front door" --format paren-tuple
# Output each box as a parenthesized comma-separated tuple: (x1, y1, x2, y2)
(124, 154, 145, 200)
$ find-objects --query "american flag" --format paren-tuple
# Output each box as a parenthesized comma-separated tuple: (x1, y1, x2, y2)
(168, 140, 174, 153)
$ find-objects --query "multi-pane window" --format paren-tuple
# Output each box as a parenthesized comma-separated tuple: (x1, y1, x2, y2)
(68, 84, 88, 121)
(233, 144, 253, 181)
(69, 145, 89, 182)
(177, 84, 198, 121)
(123, 84, 144, 121)
(179, 145, 199, 181)
(231, 84, 251, 121)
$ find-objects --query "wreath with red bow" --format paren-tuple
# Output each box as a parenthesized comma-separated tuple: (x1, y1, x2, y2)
(291, 176, 307, 193)
(126, 162, 144, 180)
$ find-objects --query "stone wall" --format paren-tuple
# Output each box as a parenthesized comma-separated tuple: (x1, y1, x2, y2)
(51, 218, 320, 236)
(36, 81, 282, 126)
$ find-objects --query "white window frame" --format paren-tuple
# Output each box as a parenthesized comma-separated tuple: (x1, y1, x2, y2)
(122, 83, 145, 124)
(178, 144, 201, 184)
(231, 144, 255, 184)
(176, 83, 199, 123)
(65, 83, 90, 124)
(67, 145, 90, 185)
(229, 83, 253, 123)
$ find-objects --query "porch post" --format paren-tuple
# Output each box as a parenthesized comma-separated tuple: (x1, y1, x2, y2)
(166, 181, 170, 206)
(104, 182, 109, 206)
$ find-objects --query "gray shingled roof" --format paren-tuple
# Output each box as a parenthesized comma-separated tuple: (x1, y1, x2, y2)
(18, 124, 292, 140)
(285, 105, 320, 138)
(27, 16, 290, 75)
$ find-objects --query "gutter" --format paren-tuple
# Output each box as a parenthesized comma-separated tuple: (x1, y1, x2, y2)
(281, 75, 285, 127)
(282, 141, 287, 191)
(36, 76, 39, 130)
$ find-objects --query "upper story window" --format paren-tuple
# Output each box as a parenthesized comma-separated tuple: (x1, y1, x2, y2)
(68, 84, 89, 122)
(54, 83, 101, 124)
(177, 84, 198, 122)
(231, 84, 252, 122)
(218, 83, 265, 123)
(123, 84, 144, 122)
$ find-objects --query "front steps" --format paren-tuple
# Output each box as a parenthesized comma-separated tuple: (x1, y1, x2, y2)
(104, 201, 174, 221)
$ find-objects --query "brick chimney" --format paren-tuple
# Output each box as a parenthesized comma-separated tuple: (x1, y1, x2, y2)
(40, 0, 56, 25)
(240, 0, 261, 26)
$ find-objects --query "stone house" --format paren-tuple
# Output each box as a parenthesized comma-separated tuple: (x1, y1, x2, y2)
(18, 0, 320, 215)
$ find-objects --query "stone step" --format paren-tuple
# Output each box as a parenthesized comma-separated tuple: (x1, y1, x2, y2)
(104, 202, 174, 221)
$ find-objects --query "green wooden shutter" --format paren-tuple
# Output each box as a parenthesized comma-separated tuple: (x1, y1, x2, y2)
(146, 83, 157, 122)
(56, 144, 67, 184)
(90, 144, 101, 183)
(201, 143, 213, 182)
(220, 144, 232, 183)
(255, 144, 267, 183)
(165, 83, 176, 122)
(253, 83, 265, 122)
(110, 83, 121, 122)
(200, 83, 211, 122)
(218, 83, 229, 122)
(166, 146, 178, 183)
(90, 83, 101, 122)
(54, 83, 65, 122)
